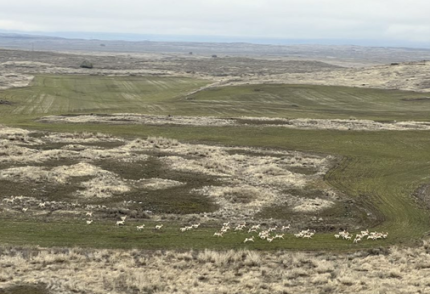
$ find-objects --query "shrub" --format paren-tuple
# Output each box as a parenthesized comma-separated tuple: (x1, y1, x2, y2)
(80, 60, 93, 69)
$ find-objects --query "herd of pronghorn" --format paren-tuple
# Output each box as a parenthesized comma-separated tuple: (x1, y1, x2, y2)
(84, 212, 388, 244)
(8, 199, 388, 244)
(335, 229, 388, 243)
(212, 222, 388, 244)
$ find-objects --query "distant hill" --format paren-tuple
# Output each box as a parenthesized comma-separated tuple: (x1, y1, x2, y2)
(1, 32, 430, 64)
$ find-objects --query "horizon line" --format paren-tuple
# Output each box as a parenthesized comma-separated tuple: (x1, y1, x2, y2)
(1, 30, 430, 50)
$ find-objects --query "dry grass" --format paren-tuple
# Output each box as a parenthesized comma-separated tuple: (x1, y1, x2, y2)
(0, 125, 336, 221)
(0, 72, 33, 90)
(225, 60, 430, 93)
(1, 240, 430, 293)
(40, 114, 430, 131)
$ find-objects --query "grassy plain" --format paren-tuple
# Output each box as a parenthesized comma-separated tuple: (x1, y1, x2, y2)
(1, 75, 430, 120)
(185, 84, 430, 120)
(0, 75, 430, 250)
(0, 75, 209, 116)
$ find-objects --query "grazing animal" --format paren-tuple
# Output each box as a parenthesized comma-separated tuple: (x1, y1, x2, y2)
(221, 226, 230, 233)
(155, 224, 163, 230)
(244, 236, 255, 243)
(22, 207, 28, 212)
(180, 226, 193, 232)
(38, 202, 46, 208)
(281, 225, 290, 231)
(116, 220, 125, 226)
(274, 234, 284, 239)
(136, 225, 145, 231)
(259, 231, 270, 240)
(268, 226, 278, 232)
(214, 232, 224, 237)
(120, 216, 127, 221)
(338, 230, 350, 240)
(250, 224, 261, 230)
(86, 220, 93, 225)
(235, 223, 246, 231)
(361, 229, 369, 236)
(86, 211, 93, 217)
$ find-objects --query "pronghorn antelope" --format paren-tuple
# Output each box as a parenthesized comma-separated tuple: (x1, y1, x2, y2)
(281, 225, 290, 231)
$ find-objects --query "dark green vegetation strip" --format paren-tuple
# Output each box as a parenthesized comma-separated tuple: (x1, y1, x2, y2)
(0, 75, 430, 250)
(0, 284, 48, 294)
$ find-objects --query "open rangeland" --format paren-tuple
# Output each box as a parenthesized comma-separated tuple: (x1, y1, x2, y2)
(0, 74, 429, 249)
(1, 57, 430, 293)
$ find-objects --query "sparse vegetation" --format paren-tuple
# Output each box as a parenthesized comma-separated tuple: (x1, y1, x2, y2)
(0, 241, 430, 293)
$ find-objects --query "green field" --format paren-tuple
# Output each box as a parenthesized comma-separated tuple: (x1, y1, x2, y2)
(0, 75, 209, 116)
(186, 84, 430, 120)
(1, 75, 430, 121)
(0, 75, 430, 250)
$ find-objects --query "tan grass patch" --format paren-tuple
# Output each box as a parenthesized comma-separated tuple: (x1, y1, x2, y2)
(40, 114, 430, 131)
(292, 197, 335, 213)
(136, 178, 185, 190)
(0, 72, 34, 90)
(0, 126, 337, 219)
(2, 241, 430, 294)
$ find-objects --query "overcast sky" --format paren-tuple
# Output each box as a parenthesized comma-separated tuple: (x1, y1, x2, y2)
(1, 0, 430, 46)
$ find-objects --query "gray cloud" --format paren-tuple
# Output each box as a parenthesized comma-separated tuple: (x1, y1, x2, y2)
(0, 0, 429, 43)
